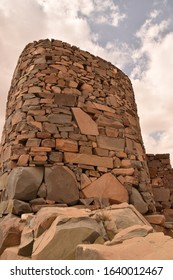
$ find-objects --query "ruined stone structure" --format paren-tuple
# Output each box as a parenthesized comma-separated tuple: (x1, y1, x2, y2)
(147, 154, 173, 211)
(0, 39, 155, 215)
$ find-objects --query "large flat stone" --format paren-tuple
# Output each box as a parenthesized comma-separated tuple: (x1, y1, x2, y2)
(97, 135, 125, 151)
(64, 152, 113, 168)
(72, 108, 99, 136)
(82, 173, 128, 204)
(6, 167, 43, 201)
(45, 166, 79, 205)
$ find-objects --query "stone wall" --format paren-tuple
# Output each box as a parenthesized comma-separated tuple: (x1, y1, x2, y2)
(147, 154, 173, 211)
(0, 39, 155, 214)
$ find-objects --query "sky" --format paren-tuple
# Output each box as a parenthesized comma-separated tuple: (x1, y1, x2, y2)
(0, 0, 173, 163)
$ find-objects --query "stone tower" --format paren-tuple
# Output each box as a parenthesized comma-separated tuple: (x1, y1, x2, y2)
(0, 39, 155, 214)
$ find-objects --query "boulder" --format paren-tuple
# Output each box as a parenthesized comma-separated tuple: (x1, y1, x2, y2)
(6, 167, 43, 201)
(76, 232, 173, 260)
(45, 166, 79, 205)
(82, 173, 128, 204)
(32, 216, 103, 260)
(93, 203, 150, 231)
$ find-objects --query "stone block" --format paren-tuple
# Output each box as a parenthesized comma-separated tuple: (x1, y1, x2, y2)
(56, 139, 78, 152)
(45, 166, 79, 205)
(82, 173, 128, 204)
(72, 108, 99, 136)
(54, 93, 76, 106)
(64, 152, 113, 168)
(152, 188, 170, 202)
(97, 135, 125, 151)
(6, 167, 43, 201)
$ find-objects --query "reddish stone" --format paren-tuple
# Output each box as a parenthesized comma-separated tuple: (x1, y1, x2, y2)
(82, 173, 128, 204)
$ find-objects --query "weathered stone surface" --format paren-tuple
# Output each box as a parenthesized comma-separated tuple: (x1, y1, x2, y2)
(106, 224, 153, 245)
(94, 203, 150, 231)
(144, 214, 166, 225)
(97, 135, 125, 151)
(129, 187, 148, 214)
(82, 173, 128, 204)
(64, 152, 113, 168)
(76, 232, 173, 260)
(72, 108, 99, 136)
(32, 216, 102, 260)
(45, 166, 79, 204)
(6, 167, 43, 201)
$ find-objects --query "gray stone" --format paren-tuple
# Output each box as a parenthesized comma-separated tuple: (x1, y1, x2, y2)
(6, 167, 43, 201)
(54, 93, 76, 106)
(152, 188, 170, 202)
(18, 226, 34, 256)
(45, 166, 79, 205)
(47, 114, 72, 124)
(32, 216, 103, 260)
(129, 187, 148, 214)
(11, 199, 32, 216)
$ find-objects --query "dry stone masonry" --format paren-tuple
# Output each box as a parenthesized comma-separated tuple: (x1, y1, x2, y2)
(0, 39, 155, 215)
(147, 154, 173, 211)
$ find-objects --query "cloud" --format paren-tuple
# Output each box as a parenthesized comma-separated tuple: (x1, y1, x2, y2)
(130, 10, 173, 163)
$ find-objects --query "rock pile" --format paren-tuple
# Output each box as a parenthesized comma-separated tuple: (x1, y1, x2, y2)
(0, 39, 155, 214)
(1, 203, 173, 260)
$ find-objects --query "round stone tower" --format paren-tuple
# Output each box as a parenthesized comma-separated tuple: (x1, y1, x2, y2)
(0, 39, 155, 214)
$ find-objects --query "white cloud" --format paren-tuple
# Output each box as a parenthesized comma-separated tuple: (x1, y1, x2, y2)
(130, 11, 173, 163)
